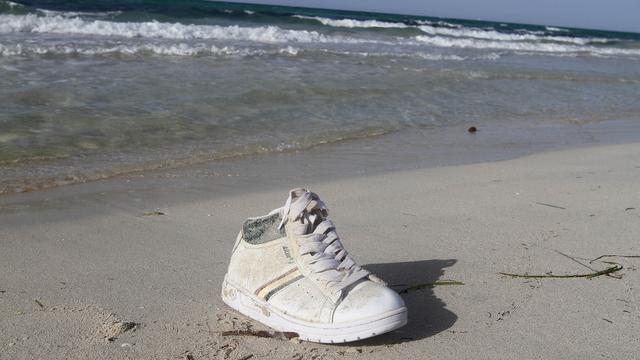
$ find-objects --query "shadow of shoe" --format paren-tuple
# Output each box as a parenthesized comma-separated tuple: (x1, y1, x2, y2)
(355, 259, 459, 345)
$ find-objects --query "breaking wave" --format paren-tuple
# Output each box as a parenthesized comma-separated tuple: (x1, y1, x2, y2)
(416, 24, 610, 45)
(5, 1, 23, 7)
(0, 42, 301, 57)
(0, 42, 502, 61)
(292, 15, 409, 29)
(0, 14, 333, 43)
(414, 35, 640, 57)
(0, 9, 637, 60)
(546, 26, 569, 32)
(295, 15, 613, 46)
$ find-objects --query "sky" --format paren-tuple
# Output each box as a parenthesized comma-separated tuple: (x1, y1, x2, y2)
(230, 0, 640, 33)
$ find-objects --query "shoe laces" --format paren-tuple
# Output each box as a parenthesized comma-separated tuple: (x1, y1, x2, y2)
(278, 188, 370, 293)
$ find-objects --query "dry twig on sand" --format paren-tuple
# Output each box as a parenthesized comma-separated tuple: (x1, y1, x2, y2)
(34, 299, 45, 309)
(534, 202, 566, 210)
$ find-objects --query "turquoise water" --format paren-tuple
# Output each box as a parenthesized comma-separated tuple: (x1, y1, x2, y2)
(1, 0, 640, 194)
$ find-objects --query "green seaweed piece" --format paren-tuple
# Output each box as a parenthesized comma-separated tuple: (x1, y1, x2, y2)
(499, 262, 622, 279)
(397, 280, 465, 294)
(589, 254, 640, 263)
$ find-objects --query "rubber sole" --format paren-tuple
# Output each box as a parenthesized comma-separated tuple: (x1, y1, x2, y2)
(221, 275, 408, 343)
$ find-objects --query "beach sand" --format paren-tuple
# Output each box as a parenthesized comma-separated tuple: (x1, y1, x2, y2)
(1, 142, 639, 359)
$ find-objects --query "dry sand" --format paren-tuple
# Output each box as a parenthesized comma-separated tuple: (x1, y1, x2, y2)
(1, 142, 640, 359)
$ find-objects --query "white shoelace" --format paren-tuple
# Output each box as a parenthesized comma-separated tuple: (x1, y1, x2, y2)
(278, 189, 370, 293)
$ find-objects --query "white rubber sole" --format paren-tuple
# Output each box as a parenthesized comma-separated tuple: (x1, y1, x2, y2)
(221, 275, 408, 343)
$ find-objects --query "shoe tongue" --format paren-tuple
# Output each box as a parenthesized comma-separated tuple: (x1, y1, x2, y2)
(282, 188, 327, 235)
(287, 210, 325, 235)
(286, 217, 310, 235)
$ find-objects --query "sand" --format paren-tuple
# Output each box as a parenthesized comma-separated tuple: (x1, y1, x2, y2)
(1, 142, 639, 359)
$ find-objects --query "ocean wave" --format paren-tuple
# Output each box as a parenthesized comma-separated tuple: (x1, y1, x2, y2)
(36, 8, 122, 18)
(514, 28, 546, 36)
(546, 26, 568, 32)
(414, 35, 640, 57)
(316, 48, 464, 61)
(0, 41, 497, 61)
(416, 20, 462, 29)
(291, 14, 612, 47)
(292, 15, 409, 28)
(0, 0, 31, 14)
(0, 14, 335, 43)
(417, 24, 610, 45)
(316, 48, 502, 61)
(5, 1, 23, 8)
(0, 13, 634, 59)
(0, 42, 300, 57)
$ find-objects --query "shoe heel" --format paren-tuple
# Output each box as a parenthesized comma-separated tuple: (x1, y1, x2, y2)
(220, 275, 241, 306)
(221, 276, 279, 329)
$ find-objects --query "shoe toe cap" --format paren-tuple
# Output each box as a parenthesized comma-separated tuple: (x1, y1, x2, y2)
(333, 281, 406, 323)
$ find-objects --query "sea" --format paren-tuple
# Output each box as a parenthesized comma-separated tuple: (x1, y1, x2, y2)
(1, 0, 640, 194)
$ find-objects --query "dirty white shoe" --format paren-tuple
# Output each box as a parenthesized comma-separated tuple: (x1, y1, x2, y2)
(221, 188, 407, 343)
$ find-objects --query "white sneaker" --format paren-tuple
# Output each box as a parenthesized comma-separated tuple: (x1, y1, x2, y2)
(221, 188, 407, 343)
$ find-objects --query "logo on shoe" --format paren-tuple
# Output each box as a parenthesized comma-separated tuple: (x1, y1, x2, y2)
(281, 246, 294, 263)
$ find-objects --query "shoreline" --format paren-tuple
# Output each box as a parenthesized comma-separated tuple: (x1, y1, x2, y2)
(2, 116, 640, 201)
(2, 140, 639, 358)
(0, 126, 393, 196)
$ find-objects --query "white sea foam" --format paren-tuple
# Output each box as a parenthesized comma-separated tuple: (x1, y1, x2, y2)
(0, 14, 334, 43)
(0, 40, 502, 61)
(414, 35, 640, 57)
(415, 20, 462, 29)
(417, 24, 609, 45)
(322, 49, 465, 61)
(316, 48, 502, 61)
(5, 1, 23, 8)
(407, 51, 501, 61)
(0, 42, 301, 57)
(0, 13, 634, 59)
(293, 15, 409, 28)
(514, 28, 546, 35)
(36, 9, 123, 18)
(546, 26, 568, 32)
(243, 10, 255, 15)
(292, 14, 612, 47)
